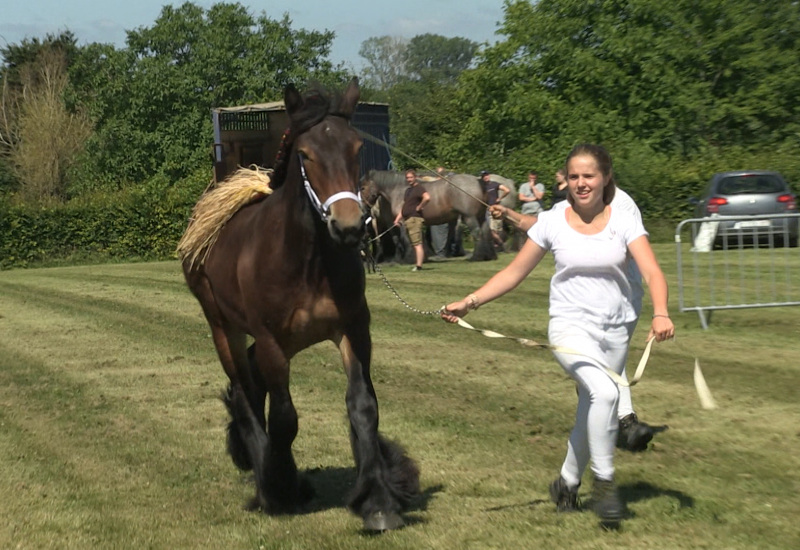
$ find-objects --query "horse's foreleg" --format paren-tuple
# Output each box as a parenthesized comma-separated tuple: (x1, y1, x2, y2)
(339, 327, 420, 531)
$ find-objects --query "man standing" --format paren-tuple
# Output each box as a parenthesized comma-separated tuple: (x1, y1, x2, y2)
(394, 168, 431, 271)
(519, 170, 546, 216)
(481, 170, 510, 250)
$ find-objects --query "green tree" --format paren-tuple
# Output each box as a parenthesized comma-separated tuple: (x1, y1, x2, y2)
(387, 79, 464, 170)
(0, 32, 89, 201)
(358, 36, 409, 91)
(359, 34, 480, 170)
(445, 0, 800, 211)
(69, 1, 346, 191)
(404, 34, 479, 84)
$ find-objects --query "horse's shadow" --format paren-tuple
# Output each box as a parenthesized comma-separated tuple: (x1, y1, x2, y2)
(243, 466, 442, 522)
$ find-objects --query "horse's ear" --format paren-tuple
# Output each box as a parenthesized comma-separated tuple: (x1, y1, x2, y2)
(339, 77, 360, 117)
(284, 83, 303, 117)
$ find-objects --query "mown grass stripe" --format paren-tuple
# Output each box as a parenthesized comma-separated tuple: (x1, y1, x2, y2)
(1, 248, 799, 548)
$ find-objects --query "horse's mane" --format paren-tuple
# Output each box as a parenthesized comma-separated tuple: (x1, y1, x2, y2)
(292, 83, 351, 133)
(370, 170, 406, 190)
(177, 166, 273, 269)
(271, 83, 351, 188)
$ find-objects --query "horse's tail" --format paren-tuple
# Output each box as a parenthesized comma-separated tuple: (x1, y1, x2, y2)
(177, 166, 273, 269)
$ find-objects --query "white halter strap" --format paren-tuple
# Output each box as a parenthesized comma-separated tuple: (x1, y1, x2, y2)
(299, 154, 362, 222)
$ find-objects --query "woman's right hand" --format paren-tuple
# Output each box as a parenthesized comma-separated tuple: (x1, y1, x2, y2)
(440, 301, 469, 323)
(648, 315, 675, 342)
(489, 205, 506, 219)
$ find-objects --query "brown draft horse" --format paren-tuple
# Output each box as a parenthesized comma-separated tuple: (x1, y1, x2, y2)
(178, 78, 419, 531)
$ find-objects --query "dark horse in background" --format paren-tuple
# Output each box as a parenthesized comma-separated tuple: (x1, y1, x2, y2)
(362, 170, 513, 262)
(178, 78, 419, 532)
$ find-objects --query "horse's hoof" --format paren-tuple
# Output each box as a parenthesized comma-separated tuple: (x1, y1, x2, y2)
(244, 495, 266, 512)
(363, 511, 404, 532)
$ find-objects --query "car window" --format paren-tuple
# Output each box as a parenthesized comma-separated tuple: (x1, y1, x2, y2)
(717, 176, 785, 195)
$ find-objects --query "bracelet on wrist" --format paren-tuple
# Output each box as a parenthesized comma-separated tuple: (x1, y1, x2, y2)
(652, 314, 670, 319)
(467, 293, 480, 311)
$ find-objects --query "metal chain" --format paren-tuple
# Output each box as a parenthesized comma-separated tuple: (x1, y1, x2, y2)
(369, 259, 444, 317)
(355, 131, 487, 317)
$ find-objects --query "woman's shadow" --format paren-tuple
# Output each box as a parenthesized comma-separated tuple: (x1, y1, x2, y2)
(485, 480, 694, 515)
(619, 480, 694, 514)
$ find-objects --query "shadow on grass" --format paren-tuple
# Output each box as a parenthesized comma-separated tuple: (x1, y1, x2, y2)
(485, 498, 554, 512)
(482, 481, 694, 515)
(299, 466, 442, 518)
(620, 480, 694, 510)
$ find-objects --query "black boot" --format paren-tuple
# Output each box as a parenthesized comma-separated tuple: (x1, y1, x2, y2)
(617, 413, 656, 452)
(549, 476, 579, 512)
(592, 476, 623, 524)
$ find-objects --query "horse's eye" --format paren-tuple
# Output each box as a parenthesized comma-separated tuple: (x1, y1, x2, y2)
(298, 150, 310, 161)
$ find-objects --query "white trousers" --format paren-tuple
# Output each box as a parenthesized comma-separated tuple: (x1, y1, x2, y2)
(548, 317, 636, 486)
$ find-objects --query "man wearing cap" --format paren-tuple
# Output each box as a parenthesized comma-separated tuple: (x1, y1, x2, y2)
(481, 171, 510, 251)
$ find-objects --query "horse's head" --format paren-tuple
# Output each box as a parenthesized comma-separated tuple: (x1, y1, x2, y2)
(360, 170, 381, 208)
(285, 78, 365, 247)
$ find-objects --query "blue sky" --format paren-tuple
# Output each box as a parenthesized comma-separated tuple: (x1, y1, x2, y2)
(0, 1, 507, 70)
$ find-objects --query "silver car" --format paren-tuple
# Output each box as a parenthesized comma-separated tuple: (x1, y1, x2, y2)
(691, 170, 798, 248)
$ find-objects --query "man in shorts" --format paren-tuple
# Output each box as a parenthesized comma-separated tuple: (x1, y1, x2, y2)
(394, 168, 431, 271)
(481, 170, 510, 251)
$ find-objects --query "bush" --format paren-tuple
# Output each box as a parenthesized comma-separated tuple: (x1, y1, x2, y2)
(0, 168, 210, 269)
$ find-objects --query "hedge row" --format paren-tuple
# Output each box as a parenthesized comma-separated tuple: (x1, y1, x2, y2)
(3, 144, 799, 269)
(0, 170, 209, 269)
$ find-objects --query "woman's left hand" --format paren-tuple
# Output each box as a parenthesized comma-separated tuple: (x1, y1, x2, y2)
(648, 316, 675, 342)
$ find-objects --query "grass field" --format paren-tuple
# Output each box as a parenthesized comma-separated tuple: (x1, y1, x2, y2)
(1, 245, 799, 549)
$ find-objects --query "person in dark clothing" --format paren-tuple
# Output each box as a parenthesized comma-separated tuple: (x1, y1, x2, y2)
(394, 168, 430, 271)
(551, 168, 569, 207)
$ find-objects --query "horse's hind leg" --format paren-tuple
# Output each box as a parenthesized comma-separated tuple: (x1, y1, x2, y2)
(248, 336, 310, 513)
(187, 275, 273, 510)
(208, 329, 276, 512)
(222, 344, 266, 472)
(339, 326, 420, 531)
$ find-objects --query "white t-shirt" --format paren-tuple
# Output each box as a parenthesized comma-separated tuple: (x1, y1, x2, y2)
(554, 188, 644, 314)
(529, 201, 647, 324)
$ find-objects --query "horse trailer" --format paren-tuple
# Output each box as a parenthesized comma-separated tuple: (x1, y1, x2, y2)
(211, 100, 392, 182)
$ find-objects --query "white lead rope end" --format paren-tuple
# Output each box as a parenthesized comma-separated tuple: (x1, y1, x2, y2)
(446, 317, 716, 409)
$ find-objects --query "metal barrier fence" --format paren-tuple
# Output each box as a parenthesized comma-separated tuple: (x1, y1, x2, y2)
(675, 213, 800, 329)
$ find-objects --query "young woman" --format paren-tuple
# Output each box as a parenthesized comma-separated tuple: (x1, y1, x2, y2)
(441, 144, 674, 524)
(551, 168, 569, 207)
